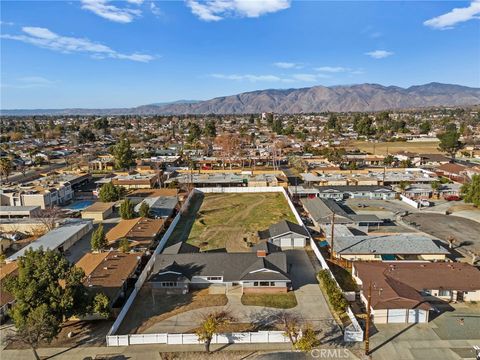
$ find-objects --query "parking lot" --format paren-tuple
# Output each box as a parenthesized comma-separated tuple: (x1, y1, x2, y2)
(403, 213, 480, 259)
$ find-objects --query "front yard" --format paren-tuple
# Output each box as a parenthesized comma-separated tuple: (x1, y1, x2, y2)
(241, 292, 298, 309)
(118, 288, 228, 334)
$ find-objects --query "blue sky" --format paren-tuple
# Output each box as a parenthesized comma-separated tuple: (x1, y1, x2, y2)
(1, 0, 479, 109)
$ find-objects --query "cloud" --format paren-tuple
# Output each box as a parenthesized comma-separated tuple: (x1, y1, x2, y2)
(1, 76, 56, 89)
(315, 66, 350, 73)
(273, 62, 302, 69)
(210, 72, 329, 83)
(150, 1, 163, 17)
(1, 26, 154, 62)
(424, 0, 480, 29)
(365, 50, 394, 59)
(80, 0, 142, 23)
(186, 0, 290, 21)
(211, 73, 285, 82)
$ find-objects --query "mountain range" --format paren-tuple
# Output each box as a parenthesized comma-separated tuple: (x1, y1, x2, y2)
(2, 83, 479, 116)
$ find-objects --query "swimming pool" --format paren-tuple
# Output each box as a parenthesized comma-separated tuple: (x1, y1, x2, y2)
(64, 200, 94, 211)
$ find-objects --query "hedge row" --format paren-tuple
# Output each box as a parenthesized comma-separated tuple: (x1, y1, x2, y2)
(318, 269, 348, 313)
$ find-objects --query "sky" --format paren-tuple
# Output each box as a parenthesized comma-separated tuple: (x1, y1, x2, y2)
(1, 0, 479, 109)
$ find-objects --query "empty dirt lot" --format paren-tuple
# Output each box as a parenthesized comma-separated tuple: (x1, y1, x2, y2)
(404, 213, 480, 257)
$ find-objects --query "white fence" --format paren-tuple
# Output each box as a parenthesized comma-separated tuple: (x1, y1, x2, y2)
(400, 194, 420, 209)
(198, 186, 285, 193)
(106, 189, 196, 336)
(107, 331, 290, 346)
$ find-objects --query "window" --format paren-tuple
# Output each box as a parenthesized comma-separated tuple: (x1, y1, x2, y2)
(438, 289, 451, 297)
(270, 282, 275, 286)
(254, 282, 259, 286)
(207, 276, 222, 281)
(161, 282, 177, 287)
(259, 281, 270, 286)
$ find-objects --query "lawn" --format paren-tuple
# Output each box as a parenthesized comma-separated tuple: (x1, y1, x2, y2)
(346, 140, 441, 155)
(175, 192, 297, 252)
(118, 288, 228, 334)
(241, 292, 298, 309)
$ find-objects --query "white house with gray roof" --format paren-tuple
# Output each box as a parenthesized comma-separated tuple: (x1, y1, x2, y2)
(331, 234, 449, 262)
(149, 242, 290, 294)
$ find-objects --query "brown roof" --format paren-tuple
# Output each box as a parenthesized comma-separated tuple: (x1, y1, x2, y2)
(106, 217, 165, 246)
(0, 262, 18, 281)
(82, 202, 115, 213)
(75, 252, 109, 276)
(106, 218, 142, 243)
(0, 262, 18, 306)
(436, 162, 467, 175)
(81, 251, 142, 301)
(353, 262, 480, 310)
(127, 188, 178, 198)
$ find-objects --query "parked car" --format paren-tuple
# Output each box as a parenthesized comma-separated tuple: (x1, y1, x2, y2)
(444, 195, 461, 201)
(419, 199, 431, 207)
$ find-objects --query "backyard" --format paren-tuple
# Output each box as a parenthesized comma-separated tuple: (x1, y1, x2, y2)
(167, 192, 297, 252)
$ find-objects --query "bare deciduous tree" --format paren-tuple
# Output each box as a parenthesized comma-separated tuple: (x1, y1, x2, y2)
(34, 206, 63, 232)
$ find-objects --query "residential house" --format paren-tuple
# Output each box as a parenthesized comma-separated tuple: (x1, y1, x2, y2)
(352, 262, 480, 324)
(76, 251, 143, 308)
(106, 217, 165, 249)
(330, 234, 449, 262)
(148, 242, 290, 295)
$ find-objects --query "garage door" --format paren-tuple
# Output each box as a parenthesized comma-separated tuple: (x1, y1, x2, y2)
(280, 238, 292, 248)
(388, 309, 406, 323)
(293, 237, 305, 248)
(408, 309, 419, 323)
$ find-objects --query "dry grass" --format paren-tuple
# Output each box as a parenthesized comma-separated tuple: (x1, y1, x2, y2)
(118, 288, 228, 334)
(345, 140, 441, 155)
(186, 193, 297, 252)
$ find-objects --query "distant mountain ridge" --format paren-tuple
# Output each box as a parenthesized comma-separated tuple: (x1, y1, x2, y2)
(2, 82, 479, 116)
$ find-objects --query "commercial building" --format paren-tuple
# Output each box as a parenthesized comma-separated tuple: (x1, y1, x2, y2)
(6, 220, 93, 262)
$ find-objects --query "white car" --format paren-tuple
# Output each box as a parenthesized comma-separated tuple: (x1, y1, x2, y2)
(419, 199, 431, 207)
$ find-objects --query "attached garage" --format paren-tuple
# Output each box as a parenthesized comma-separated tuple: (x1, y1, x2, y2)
(387, 309, 407, 323)
(407, 309, 428, 323)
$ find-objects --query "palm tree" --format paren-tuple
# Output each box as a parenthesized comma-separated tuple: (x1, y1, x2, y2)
(431, 181, 440, 199)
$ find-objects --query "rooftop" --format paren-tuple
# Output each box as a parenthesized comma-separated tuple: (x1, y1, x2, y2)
(333, 235, 449, 255)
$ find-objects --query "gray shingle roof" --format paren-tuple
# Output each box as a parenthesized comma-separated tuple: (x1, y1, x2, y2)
(268, 220, 309, 238)
(150, 252, 289, 282)
(332, 235, 449, 255)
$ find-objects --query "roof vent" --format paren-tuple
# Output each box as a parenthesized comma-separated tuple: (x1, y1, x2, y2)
(103, 266, 108, 270)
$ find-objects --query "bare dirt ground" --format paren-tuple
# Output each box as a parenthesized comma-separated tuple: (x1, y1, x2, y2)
(345, 140, 441, 155)
(4, 320, 113, 349)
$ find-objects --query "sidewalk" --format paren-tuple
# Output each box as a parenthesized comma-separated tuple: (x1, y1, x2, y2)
(1, 343, 361, 360)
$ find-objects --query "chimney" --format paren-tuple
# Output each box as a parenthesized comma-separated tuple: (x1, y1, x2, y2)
(257, 250, 267, 258)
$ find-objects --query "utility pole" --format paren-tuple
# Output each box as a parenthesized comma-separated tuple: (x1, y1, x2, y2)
(365, 281, 372, 356)
(330, 213, 335, 261)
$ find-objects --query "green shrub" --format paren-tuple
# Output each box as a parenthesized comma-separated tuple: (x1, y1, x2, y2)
(317, 269, 348, 313)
